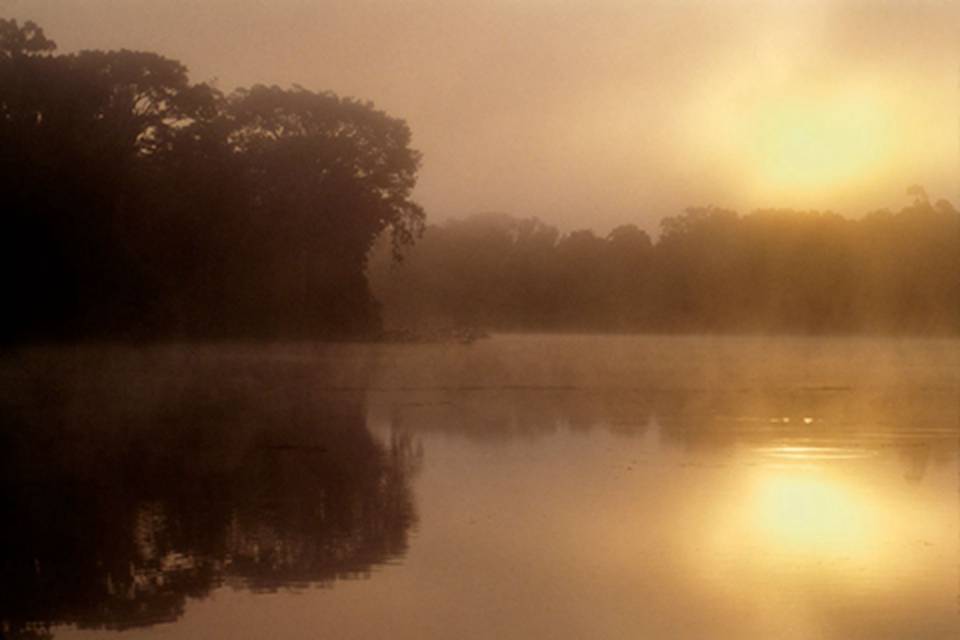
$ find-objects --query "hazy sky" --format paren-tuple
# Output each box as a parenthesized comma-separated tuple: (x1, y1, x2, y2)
(6, 0, 959, 232)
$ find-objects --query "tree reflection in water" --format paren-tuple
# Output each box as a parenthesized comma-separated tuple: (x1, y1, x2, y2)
(1, 341, 955, 639)
(0, 350, 420, 638)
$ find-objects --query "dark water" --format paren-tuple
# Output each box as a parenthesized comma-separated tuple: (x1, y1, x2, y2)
(1, 335, 958, 639)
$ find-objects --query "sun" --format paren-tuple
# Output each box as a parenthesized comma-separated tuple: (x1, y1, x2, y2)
(686, 59, 901, 207)
(745, 92, 891, 197)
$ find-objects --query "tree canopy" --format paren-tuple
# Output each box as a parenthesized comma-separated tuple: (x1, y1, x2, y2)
(1, 19, 424, 341)
(370, 194, 960, 335)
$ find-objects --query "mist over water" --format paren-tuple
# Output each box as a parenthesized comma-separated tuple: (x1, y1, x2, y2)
(2, 335, 956, 639)
(2, 11, 959, 640)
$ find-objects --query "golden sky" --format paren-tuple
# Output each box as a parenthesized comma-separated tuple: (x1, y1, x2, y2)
(8, 0, 959, 231)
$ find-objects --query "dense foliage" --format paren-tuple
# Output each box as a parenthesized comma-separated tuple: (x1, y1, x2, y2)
(370, 193, 960, 335)
(1, 20, 424, 341)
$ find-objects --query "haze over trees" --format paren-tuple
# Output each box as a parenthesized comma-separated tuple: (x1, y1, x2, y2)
(370, 191, 960, 335)
(3, 19, 957, 341)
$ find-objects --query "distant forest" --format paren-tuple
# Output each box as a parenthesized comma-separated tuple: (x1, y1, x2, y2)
(3, 20, 958, 341)
(371, 198, 959, 335)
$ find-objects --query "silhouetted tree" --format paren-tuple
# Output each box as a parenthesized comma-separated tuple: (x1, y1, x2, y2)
(1, 19, 424, 342)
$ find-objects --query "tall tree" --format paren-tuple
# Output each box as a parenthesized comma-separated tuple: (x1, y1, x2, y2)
(1, 20, 425, 341)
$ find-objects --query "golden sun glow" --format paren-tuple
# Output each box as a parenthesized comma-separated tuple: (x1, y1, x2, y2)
(745, 93, 891, 196)
(692, 83, 898, 205)
(680, 10, 921, 211)
(702, 456, 889, 570)
(748, 469, 875, 553)
(693, 443, 954, 595)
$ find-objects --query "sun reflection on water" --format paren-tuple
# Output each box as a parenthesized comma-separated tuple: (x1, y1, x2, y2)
(747, 467, 877, 556)
(681, 430, 959, 640)
(727, 444, 888, 564)
(755, 445, 877, 461)
(698, 442, 898, 589)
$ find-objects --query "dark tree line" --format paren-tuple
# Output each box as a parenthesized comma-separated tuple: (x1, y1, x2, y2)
(370, 191, 959, 335)
(1, 20, 424, 342)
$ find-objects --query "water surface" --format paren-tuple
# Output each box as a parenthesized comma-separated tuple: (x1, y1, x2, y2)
(1, 335, 957, 639)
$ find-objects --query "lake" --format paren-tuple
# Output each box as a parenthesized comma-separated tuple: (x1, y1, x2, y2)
(1, 335, 958, 639)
